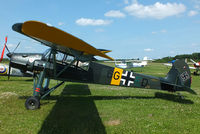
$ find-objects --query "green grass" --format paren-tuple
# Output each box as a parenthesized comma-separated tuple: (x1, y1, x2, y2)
(0, 63, 200, 134)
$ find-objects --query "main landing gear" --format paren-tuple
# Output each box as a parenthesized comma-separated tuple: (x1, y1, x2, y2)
(25, 71, 64, 110)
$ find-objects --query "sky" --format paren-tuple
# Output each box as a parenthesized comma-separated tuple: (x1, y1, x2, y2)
(0, 0, 200, 60)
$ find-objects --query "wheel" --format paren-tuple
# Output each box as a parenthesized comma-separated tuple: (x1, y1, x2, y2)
(25, 96, 40, 110)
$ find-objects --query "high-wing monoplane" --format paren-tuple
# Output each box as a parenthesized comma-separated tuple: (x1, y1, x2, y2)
(105, 57, 149, 69)
(10, 21, 195, 110)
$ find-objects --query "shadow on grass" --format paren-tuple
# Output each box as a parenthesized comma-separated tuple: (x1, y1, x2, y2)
(0, 78, 33, 82)
(18, 84, 194, 133)
(38, 84, 106, 134)
(154, 92, 194, 104)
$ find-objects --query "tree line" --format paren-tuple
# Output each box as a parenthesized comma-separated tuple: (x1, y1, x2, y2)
(154, 53, 200, 63)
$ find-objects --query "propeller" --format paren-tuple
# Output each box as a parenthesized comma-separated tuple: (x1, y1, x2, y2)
(0, 36, 21, 80)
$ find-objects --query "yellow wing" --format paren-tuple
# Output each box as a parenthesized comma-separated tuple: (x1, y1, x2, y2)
(20, 21, 114, 61)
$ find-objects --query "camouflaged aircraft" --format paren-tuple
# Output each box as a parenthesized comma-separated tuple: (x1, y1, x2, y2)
(9, 20, 196, 110)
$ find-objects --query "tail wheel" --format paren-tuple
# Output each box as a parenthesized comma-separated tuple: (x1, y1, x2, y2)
(25, 96, 40, 110)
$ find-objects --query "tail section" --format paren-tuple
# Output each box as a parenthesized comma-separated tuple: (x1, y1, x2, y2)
(161, 59, 196, 94)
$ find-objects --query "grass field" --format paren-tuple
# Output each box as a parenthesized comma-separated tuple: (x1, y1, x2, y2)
(0, 62, 200, 134)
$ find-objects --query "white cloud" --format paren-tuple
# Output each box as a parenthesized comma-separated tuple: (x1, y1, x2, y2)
(188, 10, 198, 16)
(104, 10, 126, 18)
(76, 18, 112, 26)
(144, 48, 154, 52)
(124, 1, 186, 19)
(58, 22, 64, 26)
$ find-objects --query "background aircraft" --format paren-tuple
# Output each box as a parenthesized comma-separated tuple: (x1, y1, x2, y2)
(105, 57, 150, 69)
(189, 59, 200, 75)
(9, 20, 195, 110)
(0, 63, 32, 77)
(164, 59, 200, 75)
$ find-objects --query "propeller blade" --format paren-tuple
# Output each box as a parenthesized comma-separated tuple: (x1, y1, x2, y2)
(0, 36, 9, 62)
(0, 44, 6, 62)
(13, 41, 21, 53)
(190, 59, 196, 64)
(4, 36, 10, 53)
(5, 36, 7, 43)
(8, 61, 11, 80)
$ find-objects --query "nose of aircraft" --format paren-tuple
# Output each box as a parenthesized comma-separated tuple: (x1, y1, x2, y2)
(6, 53, 12, 58)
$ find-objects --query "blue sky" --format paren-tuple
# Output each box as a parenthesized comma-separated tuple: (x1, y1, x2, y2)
(0, 0, 200, 60)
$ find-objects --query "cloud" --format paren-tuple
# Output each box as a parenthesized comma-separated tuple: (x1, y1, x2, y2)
(188, 10, 198, 16)
(124, 1, 186, 19)
(76, 18, 112, 26)
(104, 10, 126, 18)
(144, 48, 154, 52)
(58, 22, 64, 26)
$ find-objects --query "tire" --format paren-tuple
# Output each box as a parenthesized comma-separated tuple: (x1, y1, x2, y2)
(25, 96, 40, 110)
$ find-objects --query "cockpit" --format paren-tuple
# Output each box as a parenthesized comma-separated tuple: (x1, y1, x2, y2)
(41, 49, 90, 71)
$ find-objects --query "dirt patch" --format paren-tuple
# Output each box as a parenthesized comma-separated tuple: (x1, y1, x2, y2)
(105, 119, 121, 126)
(0, 92, 18, 99)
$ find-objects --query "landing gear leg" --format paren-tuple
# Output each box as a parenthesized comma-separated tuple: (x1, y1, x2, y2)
(25, 71, 46, 110)
(40, 78, 50, 97)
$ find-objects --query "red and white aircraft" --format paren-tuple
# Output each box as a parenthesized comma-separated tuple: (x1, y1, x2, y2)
(190, 59, 200, 75)
(164, 59, 200, 75)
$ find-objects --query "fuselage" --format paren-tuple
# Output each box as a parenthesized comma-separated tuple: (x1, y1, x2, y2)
(4, 50, 193, 94)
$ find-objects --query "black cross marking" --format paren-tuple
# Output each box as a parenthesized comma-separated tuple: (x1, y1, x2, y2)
(180, 71, 190, 81)
(121, 71, 135, 86)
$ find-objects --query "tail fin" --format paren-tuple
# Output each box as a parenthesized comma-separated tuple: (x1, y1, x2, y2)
(161, 59, 196, 94)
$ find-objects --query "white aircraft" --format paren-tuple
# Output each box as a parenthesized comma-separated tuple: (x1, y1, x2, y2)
(113, 57, 149, 69)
